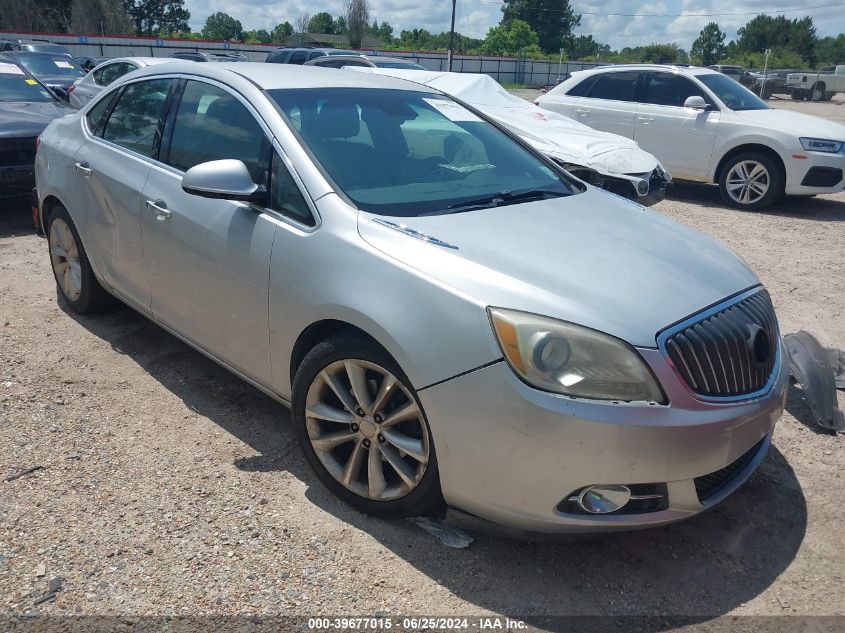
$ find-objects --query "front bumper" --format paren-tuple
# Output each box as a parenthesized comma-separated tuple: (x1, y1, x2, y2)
(418, 349, 788, 534)
(0, 164, 35, 198)
(785, 151, 845, 195)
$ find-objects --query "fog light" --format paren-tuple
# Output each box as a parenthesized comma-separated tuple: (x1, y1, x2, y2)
(636, 179, 649, 196)
(578, 484, 631, 514)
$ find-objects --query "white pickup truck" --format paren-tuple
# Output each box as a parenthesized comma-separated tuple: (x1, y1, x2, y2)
(786, 65, 845, 101)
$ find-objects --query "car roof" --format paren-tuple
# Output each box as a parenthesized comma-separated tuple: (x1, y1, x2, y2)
(131, 61, 435, 92)
(97, 56, 177, 67)
(573, 64, 721, 77)
(1, 50, 73, 59)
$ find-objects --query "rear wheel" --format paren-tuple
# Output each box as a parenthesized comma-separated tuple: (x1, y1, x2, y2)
(718, 152, 784, 211)
(47, 206, 113, 313)
(291, 333, 443, 518)
(810, 83, 826, 101)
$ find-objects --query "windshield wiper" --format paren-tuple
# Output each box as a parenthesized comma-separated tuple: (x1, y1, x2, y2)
(419, 189, 568, 216)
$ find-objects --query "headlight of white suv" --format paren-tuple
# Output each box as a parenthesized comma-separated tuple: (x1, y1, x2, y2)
(800, 138, 843, 153)
(488, 307, 666, 403)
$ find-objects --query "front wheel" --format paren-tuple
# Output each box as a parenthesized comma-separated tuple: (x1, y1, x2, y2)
(718, 152, 784, 211)
(291, 333, 443, 518)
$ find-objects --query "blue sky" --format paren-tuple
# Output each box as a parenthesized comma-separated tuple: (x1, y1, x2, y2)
(185, 0, 845, 50)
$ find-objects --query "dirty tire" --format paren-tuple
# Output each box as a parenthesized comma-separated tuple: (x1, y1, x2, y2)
(719, 152, 784, 211)
(291, 332, 443, 518)
(47, 206, 113, 313)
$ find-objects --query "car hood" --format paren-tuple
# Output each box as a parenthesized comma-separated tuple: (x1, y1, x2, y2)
(38, 75, 78, 87)
(733, 108, 845, 138)
(0, 100, 72, 138)
(347, 67, 660, 177)
(357, 187, 759, 348)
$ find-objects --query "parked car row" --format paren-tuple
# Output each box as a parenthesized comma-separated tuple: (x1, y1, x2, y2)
(33, 61, 788, 536)
(537, 64, 845, 209)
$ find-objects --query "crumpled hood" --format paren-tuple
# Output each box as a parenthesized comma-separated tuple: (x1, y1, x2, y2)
(358, 188, 758, 347)
(734, 108, 845, 138)
(0, 100, 72, 138)
(347, 67, 660, 177)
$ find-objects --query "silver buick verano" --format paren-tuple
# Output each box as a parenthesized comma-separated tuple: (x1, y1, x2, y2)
(34, 63, 787, 534)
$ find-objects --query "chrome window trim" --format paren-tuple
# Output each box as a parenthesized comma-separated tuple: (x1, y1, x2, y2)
(655, 286, 782, 403)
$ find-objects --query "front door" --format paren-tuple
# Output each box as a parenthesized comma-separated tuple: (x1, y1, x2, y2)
(140, 79, 276, 383)
(634, 72, 720, 180)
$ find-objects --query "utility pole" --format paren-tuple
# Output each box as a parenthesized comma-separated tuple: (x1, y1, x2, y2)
(759, 48, 771, 98)
(448, 0, 456, 71)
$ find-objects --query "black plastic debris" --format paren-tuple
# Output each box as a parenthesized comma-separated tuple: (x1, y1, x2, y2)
(826, 347, 845, 390)
(784, 331, 845, 433)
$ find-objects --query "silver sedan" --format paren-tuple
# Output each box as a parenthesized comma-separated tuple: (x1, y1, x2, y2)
(34, 63, 787, 535)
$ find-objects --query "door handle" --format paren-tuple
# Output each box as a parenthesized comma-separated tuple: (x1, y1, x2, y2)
(146, 199, 171, 221)
(575, 109, 590, 117)
(74, 162, 92, 177)
(637, 116, 654, 124)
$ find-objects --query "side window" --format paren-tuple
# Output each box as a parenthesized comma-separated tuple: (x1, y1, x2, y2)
(165, 80, 269, 184)
(85, 92, 113, 134)
(641, 72, 708, 107)
(289, 51, 308, 64)
(565, 74, 598, 97)
(585, 71, 640, 102)
(307, 51, 325, 61)
(93, 62, 121, 86)
(270, 151, 314, 226)
(101, 79, 173, 157)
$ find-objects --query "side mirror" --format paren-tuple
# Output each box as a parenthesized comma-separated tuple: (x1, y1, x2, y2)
(684, 95, 708, 110)
(181, 159, 266, 204)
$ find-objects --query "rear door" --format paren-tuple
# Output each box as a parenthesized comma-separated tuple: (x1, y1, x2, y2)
(71, 78, 175, 308)
(140, 78, 277, 383)
(634, 71, 719, 180)
(569, 70, 641, 138)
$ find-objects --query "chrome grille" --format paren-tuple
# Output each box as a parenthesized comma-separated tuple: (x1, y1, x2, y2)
(664, 290, 779, 397)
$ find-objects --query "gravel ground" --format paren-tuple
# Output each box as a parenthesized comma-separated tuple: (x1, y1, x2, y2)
(1, 98, 844, 630)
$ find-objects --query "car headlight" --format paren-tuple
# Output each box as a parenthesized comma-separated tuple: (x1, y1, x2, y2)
(488, 307, 666, 403)
(800, 138, 843, 153)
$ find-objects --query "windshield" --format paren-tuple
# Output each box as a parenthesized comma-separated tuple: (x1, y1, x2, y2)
(12, 53, 84, 78)
(0, 64, 55, 102)
(374, 61, 427, 70)
(268, 88, 576, 217)
(698, 73, 768, 111)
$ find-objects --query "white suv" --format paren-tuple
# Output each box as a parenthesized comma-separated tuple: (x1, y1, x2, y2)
(537, 64, 845, 210)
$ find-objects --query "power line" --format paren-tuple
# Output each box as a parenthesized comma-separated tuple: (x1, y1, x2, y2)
(478, 0, 845, 17)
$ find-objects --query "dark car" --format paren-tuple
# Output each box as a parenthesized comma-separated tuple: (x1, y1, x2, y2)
(0, 52, 85, 102)
(752, 69, 805, 99)
(265, 47, 359, 65)
(0, 61, 72, 201)
(0, 38, 72, 56)
(75, 56, 111, 72)
(170, 51, 248, 62)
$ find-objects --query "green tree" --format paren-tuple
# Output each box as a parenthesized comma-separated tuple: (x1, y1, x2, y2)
(333, 15, 347, 34)
(271, 21, 293, 42)
(377, 21, 393, 42)
(691, 22, 726, 65)
(345, 0, 369, 48)
(125, 0, 190, 35)
(816, 33, 845, 65)
(70, 0, 133, 34)
(481, 18, 541, 57)
(789, 17, 817, 66)
(568, 34, 611, 59)
(501, 0, 580, 54)
(243, 28, 270, 43)
(308, 11, 334, 34)
(201, 11, 241, 40)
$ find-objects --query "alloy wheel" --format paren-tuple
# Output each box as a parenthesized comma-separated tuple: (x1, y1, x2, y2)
(49, 218, 83, 301)
(304, 359, 430, 501)
(725, 160, 770, 206)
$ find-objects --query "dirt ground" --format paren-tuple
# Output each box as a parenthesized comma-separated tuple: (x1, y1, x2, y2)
(1, 97, 844, 631)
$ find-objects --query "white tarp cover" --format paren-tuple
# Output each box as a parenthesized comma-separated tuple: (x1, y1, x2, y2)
(347, 67, 660, 179)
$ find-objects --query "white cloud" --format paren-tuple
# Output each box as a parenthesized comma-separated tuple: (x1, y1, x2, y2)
(184, 0, 845, 50)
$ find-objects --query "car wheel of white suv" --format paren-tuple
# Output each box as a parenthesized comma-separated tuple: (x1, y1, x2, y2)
(718, 152, 784, 211)
(291, 332, 444, 518)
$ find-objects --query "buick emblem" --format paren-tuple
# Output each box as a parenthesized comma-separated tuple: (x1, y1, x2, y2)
(745, 324, 770, 365)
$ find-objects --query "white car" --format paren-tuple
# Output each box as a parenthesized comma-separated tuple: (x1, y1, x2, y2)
(538, 64, 845, 210)
(69, 57, 176, 109)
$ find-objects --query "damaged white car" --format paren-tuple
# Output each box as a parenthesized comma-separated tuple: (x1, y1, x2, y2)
(349, 68, 671, 205)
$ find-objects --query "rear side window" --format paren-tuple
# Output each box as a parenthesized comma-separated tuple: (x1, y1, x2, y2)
(585, 72, 640, 102)
(565, 74, 598, 97)
(101, 79, 173, 157)
(164, 80, 269, 183)
(266, 51, 289, 63)
(93, 62, 126, 86)
(640, 72, 709, 107)
(289, 51, 308, 64)
(85, 93, 113, 132)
